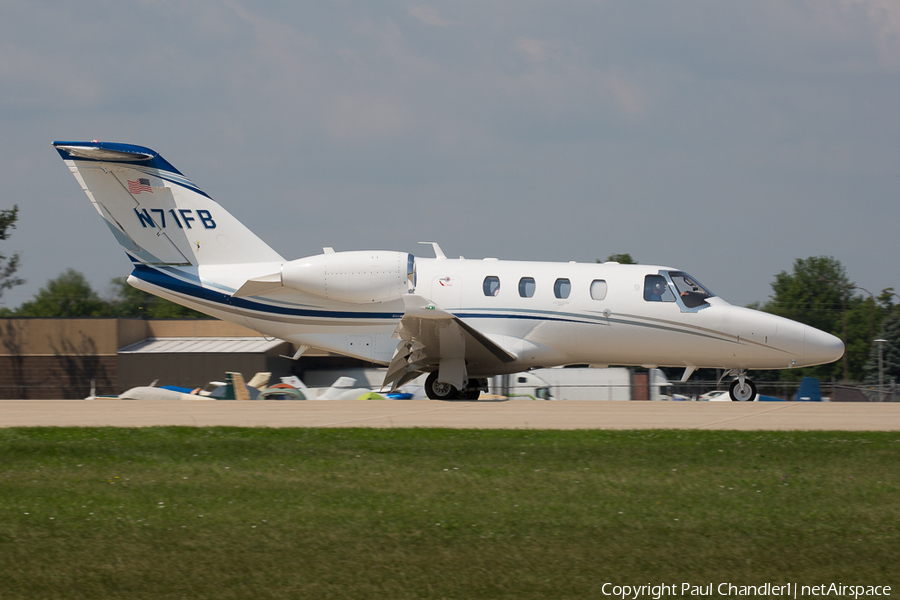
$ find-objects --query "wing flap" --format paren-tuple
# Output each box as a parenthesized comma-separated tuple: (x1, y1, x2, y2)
(383, 294, 517, 391)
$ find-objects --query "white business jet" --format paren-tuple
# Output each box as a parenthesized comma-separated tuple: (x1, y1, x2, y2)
(53, 141, 844, 401)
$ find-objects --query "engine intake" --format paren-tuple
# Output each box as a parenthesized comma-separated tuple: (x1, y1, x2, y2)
(281, 251, 415, 304)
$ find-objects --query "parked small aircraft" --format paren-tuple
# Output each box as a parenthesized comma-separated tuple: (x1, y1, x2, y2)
(54, 141, 844, 401)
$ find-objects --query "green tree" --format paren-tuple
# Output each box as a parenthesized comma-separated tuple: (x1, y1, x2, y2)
(15, 269, 111, 317)
(599, 253, 637, 264)
(760, 256, 870, 382)
(0, 204, 24, 301)
(862, 313, 900, 391)
(109, 276, 208, 319)
(876, 288, 900, 320)
(765, 257, 850, 333)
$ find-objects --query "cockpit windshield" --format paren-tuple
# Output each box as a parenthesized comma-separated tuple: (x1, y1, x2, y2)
(667, 271, 715, 309)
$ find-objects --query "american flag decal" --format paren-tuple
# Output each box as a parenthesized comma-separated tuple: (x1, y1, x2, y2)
(127, 178, 153, 194)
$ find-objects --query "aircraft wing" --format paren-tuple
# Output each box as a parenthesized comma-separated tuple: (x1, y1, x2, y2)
(383, 294, 517, 391)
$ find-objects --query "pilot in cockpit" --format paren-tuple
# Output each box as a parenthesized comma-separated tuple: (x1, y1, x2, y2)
(645, 273, 713, 307)
(644, 277, 669, 302)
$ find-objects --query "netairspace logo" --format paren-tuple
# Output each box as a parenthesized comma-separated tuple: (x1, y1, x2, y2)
(601, 583, 892, 599)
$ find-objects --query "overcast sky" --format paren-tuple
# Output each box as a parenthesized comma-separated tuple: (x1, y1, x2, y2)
(2, 0, 898, 309)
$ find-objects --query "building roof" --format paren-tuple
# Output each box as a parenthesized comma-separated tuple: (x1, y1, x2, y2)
(118, 337, 287, 354)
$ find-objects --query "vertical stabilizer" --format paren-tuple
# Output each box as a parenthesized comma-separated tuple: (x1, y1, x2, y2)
(53, 141, 284, 266)
(793, 377, 822, 402)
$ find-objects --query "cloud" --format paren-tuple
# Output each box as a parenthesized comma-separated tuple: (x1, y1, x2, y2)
(326, 93, 411, 144)
(840, 0, 900, 67)
(3, 0, 900, 309)
(607, 71, 648, 118)
(0, 42, 101, 110)
(408, 5, 449, 27)
(515, 38, 555, 63)
(504, 38, 648, 124)
(793, 0, 900, 70)
(840, 0, 900, 33)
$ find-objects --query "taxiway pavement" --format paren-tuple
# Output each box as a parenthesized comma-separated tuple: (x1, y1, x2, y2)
(1, 399, 899, 430)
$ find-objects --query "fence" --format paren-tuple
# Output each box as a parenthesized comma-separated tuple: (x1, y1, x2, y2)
(669, 380, 896, 402)
(2, 371, 897, 402)
(496, 377, 898, 402)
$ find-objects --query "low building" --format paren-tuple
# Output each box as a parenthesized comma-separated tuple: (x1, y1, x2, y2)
(0, 318, 365, 399)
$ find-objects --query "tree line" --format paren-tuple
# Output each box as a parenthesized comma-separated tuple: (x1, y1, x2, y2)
(0, 205, 206, 319)
(752, 256, 900, 386)
(0, 268, 207, 319)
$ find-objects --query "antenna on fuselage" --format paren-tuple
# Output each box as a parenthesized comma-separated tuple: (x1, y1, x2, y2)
(418, 241, 447, 259)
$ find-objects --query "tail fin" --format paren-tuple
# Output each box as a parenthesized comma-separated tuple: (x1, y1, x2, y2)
(53, 141, 284, 266)
(793, 377, 823, 402)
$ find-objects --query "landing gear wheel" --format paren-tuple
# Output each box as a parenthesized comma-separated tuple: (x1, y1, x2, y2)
(460, 377, 487, 400)
(729, 378, 757, 402)
(458, 388, 481, 400)
(425, 371, 460, 400)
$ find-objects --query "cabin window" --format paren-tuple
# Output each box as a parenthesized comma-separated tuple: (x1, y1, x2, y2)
(483, 276, 501, 296)
(554, 278, 571, 299)
(590, 280, 607, 301)
(643, 275, 675, 302)
(518, 277, 536, 298)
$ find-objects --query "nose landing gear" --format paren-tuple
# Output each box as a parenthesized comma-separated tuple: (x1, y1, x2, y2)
(729, 376, 757, 402)
(718, 369, 758, 401)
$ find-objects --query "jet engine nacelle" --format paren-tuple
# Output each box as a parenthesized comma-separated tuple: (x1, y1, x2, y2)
(281, 251, 415, 304)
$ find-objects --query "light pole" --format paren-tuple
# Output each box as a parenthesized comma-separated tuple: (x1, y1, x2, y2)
(875, 338, 887, 402)
(818, 277, 849, 381)
(854, 286, 875, 345)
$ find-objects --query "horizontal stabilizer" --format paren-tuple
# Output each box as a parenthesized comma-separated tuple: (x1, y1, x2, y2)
(54, 144, 154, 163)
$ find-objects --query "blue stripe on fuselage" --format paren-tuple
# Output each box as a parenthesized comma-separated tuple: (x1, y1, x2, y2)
(131, 265, 403, 320)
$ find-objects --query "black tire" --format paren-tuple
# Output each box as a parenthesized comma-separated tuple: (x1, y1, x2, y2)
(425, 371, 460, 400)
(458, 388, 481, 400)
(729, 379, 757, 402)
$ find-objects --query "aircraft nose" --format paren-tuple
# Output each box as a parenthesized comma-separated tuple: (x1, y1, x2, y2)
(804, 326, 844, 366)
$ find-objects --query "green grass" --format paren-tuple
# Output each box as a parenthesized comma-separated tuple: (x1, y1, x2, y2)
(0, 428, 898, 599)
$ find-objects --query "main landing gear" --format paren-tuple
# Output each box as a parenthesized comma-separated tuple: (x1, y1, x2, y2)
(424, 372, 483, 400)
